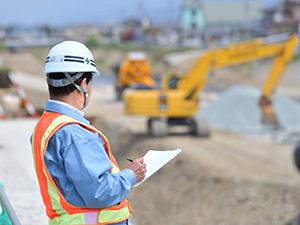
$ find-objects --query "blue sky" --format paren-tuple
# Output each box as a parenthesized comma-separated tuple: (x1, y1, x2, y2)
(0, 0, 283, 27)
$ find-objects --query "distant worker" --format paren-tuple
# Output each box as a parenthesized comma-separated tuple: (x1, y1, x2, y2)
(30, 41, 146, 225)
(116, 51, 155, 100)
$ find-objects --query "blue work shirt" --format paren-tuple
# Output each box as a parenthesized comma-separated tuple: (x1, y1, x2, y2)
(40, 100, 136, 224)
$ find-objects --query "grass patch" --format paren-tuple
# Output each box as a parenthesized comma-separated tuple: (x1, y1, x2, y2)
(30, 47, 50, 63)
(0, 66, 10, 73)
(0, 40, 7, 52)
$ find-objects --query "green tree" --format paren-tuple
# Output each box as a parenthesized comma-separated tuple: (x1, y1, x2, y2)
(85, 35, 100, 48)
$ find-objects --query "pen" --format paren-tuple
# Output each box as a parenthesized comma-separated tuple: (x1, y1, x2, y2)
(126, 157, 133, 162)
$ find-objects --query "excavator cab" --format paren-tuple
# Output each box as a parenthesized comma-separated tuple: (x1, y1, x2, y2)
(162, 69, 184, 90)
(115, 51, 155, 100)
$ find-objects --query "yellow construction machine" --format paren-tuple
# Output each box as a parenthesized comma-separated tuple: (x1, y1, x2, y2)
(123, 33, 298, 137)
(115, 51, 155, 100)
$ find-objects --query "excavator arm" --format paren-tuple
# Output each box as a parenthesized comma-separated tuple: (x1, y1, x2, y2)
(177, 34, 297, 102)
(259, 34, 298, 126)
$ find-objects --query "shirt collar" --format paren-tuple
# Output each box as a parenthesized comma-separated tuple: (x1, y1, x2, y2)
(45, 99, 90, 125)
(48, 99, 84, 116)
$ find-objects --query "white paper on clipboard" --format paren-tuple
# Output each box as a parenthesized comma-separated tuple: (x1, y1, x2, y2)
(133, 148, 182, 187)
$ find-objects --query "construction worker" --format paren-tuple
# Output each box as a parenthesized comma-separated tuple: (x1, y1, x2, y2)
(31, 41, 146, 225)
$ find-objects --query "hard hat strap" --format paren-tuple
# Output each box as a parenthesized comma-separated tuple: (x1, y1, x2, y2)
(64, 72, 92, 110)
(46, 72, 84, 87)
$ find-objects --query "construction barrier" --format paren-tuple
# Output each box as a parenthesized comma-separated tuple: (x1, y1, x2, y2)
(0, 104, 6, 120)
(6, 72, 38, 119)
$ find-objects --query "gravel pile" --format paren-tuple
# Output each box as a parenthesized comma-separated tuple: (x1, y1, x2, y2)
(199, 85, 300, 142)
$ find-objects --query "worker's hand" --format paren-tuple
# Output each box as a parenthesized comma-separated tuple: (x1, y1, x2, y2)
(126, 158, 147, 183)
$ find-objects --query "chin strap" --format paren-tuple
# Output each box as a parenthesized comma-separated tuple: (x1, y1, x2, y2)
(64, 73, 92, 109)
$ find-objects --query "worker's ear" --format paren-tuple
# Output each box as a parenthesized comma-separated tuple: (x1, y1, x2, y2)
(80, 78, 88, 90)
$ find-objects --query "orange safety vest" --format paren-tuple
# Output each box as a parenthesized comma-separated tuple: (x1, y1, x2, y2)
(31, 112, 133, 225)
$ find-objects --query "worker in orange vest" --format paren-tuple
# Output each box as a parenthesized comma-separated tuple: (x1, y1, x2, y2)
(31, 41, 146, 225)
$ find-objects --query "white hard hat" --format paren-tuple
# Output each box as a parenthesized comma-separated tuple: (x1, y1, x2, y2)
(44, 41, 100, 76)
(127, 51, 147, 61)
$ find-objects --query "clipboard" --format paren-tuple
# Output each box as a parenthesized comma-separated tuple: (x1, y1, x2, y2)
(133, 148, 182, 187)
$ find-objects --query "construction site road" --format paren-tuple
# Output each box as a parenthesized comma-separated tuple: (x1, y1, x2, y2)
(0, 119, 48, 224)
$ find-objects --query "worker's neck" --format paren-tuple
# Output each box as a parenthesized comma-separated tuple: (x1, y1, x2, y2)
(50, 92, 83, 110)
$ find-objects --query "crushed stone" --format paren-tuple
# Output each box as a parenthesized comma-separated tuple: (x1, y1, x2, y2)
(199, 85, 300, 143)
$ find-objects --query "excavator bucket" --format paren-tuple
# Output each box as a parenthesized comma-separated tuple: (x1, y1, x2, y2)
(259, 96, 280, 128)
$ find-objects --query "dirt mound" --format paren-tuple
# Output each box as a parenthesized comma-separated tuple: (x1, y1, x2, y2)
(1, 52, 45, 76)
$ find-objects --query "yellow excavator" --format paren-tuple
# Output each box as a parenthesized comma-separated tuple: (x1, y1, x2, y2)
(123, 33, 298, 137)
(115, 51, 155, 100)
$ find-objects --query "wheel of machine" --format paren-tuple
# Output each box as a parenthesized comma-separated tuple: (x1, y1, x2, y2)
(115, 86, 122, 101)
(192, 117, 210, 137)
(115, 86, 127, 101)
(148, 118, 168, 137)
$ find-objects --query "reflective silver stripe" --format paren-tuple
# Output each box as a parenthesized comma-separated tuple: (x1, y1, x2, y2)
(45, 55, 97, 68)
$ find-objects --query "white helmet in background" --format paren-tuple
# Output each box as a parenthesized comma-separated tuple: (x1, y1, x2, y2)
(127, 51, 147, 61)
(44, 41, 99, 76)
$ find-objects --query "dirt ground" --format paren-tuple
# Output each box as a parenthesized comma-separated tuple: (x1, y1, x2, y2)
(2, 49, 300, 225)
(89, 109, 300, 225)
